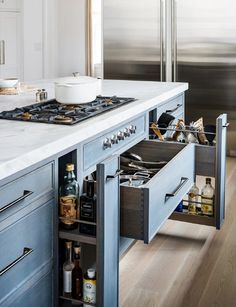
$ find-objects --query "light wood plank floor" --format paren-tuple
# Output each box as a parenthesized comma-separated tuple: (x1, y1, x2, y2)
(120, 158, 236, 307)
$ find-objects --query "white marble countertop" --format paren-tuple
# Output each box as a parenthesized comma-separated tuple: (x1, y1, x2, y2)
(0, 79, 188, 181)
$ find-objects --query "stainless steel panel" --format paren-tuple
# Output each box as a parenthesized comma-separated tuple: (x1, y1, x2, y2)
(215, 113, 228, 229)
(176, 0, 236, 125)
(103, 0, 163, 81)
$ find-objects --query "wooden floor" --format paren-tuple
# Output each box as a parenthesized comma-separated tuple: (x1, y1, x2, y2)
(120, 158, 236, 307)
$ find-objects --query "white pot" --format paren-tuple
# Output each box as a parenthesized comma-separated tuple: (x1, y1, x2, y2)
(55, 76, 101, 104)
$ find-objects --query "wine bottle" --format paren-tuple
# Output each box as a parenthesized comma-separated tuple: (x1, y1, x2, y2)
(72, 246, 83, 299)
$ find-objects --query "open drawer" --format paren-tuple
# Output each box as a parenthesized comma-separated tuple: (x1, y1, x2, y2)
(120, 141, 195, 244)
(169, 114, 228, 229)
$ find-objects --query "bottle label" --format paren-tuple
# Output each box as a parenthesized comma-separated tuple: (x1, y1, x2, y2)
(188, 192, 197, 214)
(83, 279, 96, 303)
(63, 271, 72, 293)
(201, 197, 214, 216)
(60, 196, 77, 225)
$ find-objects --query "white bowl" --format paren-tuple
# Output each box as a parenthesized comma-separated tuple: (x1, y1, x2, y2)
(0, 78, 19, 88)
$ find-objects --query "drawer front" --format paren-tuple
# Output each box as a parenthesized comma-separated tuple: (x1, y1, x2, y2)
(83, 115, 146, 171)
(121, 141, 194, 243)
(157, 94, 184, 118)
(0, 162, 54, 219)
(12, 270, 53, 307)
(0, 200, 53, 304)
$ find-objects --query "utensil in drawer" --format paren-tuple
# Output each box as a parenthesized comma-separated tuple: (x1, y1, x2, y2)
(120, 171, 150, 186)
(121, 155, 167, 169)
(204, 125, 216, 144)
(127, 162, 161, 174)
(150, 123, 165, 140)
(121, 152, 142, 161)
(157, 112, 175, 127)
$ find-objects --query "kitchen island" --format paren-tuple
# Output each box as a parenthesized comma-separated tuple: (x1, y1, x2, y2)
(1, 79, 226, 307)
(0, 80, 187, 182)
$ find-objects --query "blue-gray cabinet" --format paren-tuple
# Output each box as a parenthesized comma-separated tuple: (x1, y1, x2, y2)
(0, 162, 55, 307)
(0, 94, 227, 307)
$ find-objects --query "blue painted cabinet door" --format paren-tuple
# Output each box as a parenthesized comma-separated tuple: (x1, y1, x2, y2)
(96, 155, 120, 307)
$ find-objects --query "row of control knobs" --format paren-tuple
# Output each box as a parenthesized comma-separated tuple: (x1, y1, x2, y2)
(103, 125, 137, 149)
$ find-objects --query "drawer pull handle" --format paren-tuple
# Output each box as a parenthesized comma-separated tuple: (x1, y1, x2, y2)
(0, 247, 33, 277)
(106, 169, 123, 181)
(165, 177, 189, 202)
(166, 104, 182, 114)
(0, 190, 33, 214)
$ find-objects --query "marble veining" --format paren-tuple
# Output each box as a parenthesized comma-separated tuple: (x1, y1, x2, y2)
(0, 79, 188, 181)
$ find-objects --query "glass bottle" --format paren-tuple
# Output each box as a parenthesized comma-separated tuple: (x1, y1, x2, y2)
(63, 241, 75, 298)
(188, 183, 199, 215)
(79, 180, 96, 236)
(72, 246, 83, 300)
(59, 163, 79, 230)
(83, 268, 96, 305)
(201, 178, 215, 216)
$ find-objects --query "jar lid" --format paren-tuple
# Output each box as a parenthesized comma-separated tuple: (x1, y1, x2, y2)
(87, 268, 96, 278)
(66, 163, 74, 172)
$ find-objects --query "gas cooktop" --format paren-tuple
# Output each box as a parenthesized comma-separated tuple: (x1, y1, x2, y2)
(0, 96, 136, 125)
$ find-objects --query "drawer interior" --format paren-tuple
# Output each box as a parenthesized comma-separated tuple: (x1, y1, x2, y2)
(120, 140, 194, 243)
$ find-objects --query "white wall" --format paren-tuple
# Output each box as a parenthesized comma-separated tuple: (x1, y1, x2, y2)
(43, 0, 58, 79)
(21, 0, 87, 80)
(22, 0, 44, 81)
(57, 0, 87, 77)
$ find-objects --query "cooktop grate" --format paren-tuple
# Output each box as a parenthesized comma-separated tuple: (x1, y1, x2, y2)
(0, 96, 136, 125)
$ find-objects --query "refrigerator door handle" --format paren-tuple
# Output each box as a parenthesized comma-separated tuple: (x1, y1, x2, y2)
(0, 40, 5, 65)
(172, 0, 177, 81)
(160, 0, 165, 81)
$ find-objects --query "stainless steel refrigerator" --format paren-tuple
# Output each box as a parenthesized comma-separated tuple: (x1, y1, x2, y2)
(103, 0, 236, 155)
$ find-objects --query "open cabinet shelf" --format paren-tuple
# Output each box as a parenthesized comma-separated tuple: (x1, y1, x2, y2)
(59, 228, 96, 245)
(170, 211, 215, 226)
(59, 295, 96, 306)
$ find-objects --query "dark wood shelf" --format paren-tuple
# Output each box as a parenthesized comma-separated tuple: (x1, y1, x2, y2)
(59, 227, 96, 245)
(59, 295, 96, 306)
(169, 212, 216, 227)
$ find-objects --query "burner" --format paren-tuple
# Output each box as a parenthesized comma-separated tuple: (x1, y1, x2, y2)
(0, 96, 136, 125)
(54, 115, 73, 124)
(20, 112, 33, 120)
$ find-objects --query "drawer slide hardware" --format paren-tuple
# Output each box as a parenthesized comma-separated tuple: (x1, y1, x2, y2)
(0, 247, 33, 276)
(0, 190, 33, 214)
(106, 169, 123, 181)
(165, 177, 189, 202)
